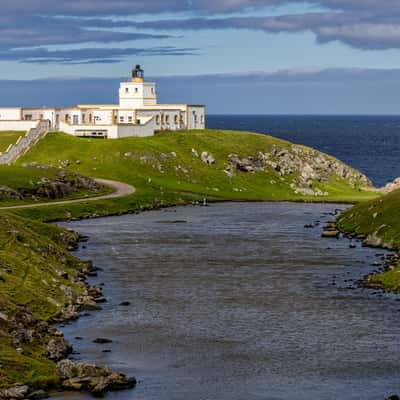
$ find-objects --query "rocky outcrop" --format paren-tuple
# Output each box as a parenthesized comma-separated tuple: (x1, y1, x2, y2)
(224, 145, 372, 196)
(0, 186, 21, 200)
(57, 360, 136, 397)
(1, 167, 103, 201)
(379, 177, 400, 193)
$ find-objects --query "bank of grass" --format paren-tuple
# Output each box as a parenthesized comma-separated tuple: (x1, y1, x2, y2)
(0, 131, 25, 153)
(11, 129, 377, 221)
(337, 189, 400, 291)
(0, 165, 112, 207)
(0, 213, 86, 388)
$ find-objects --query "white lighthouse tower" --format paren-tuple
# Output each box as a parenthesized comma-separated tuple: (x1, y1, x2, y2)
(119, 65, 157, 108)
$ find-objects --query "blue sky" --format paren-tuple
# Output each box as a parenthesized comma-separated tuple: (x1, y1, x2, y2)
(2, 0, 400, 114)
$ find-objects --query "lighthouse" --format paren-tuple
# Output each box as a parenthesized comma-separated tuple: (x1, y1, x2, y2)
(119, 65, 157, 108)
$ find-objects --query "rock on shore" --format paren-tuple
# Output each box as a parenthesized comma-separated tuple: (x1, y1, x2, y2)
(57, 360, 136, 397)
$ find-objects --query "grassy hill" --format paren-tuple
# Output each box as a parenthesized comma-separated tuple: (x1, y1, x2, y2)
(337, 189, 400, 290)
(12, 129, 377, 221)
(0, 131, 25, 153)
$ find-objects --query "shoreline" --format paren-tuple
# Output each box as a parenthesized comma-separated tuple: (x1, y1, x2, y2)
(0, 222, 135, 400)
(1, 197, 398, 399)
(330, 217, 400, 294)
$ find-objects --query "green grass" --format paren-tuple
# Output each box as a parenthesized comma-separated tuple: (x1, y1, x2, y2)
(0, 165, 112, 207)
(337, 189, 400, 291)
(0, 131, 25, 153)
(0, 213, 87, 388)
(10, 129, 377, 221)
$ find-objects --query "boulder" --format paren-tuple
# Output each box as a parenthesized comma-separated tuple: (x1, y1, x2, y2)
(57, 360, 136, 396)
(321, 230, 340, 238)
(200, 152, 215, 165)
(93, 338, 113, 344)
(0, 385, 30, 400)
(46, 338, 72, 361)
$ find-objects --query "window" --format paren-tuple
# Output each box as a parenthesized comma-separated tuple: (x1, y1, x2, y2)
(137, 119, 141, 125)
(39, 114, 44, 120)
(165, 115, 170, 124)
(24, 114, 32, 121)
(125, 88, 129, 94)
(174, 115, 179, 124)
(82, 114, 86, 124)
(161, 115, 164, 124)
(65, 114, 70, 122)
(156, 115, 160, 125)
(151, 88, 154, 94)
(120, 116, 124, 123)
(128, 116, 133, 123)
(135, 88, 138, 94)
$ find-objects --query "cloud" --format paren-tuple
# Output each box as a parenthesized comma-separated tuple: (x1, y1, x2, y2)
(0, 3, 191, 64)
(127, 11, 400, 50)
(0, 46, 199, 65)
(2, 0, 400, 65)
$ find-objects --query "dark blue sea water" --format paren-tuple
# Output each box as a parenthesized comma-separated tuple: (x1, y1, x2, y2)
(207, 115, 400, 187)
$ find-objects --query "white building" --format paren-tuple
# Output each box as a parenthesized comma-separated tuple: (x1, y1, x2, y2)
(0, 66, 206, 139)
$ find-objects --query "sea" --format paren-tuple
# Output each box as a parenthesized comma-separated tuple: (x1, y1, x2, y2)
(207, 115, 400, 187)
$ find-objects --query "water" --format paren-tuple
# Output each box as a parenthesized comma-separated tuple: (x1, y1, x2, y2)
(207, 115, 400, 187)
(55, 203, 400, 400)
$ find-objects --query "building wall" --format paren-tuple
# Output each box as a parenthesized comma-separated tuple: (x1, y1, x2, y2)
(116, 117, 156, 138)
(92, 109, 112, 125)
(138, 109, 185, 131)
(0, 120, 39, 131)
(187, 106, 206, 130)
(119, 81, 157, 108)
(59, 121, 114, 138)
(59, 117, 156, 139)
(22, 109, 55, 124)
(0, 108, 22, 121)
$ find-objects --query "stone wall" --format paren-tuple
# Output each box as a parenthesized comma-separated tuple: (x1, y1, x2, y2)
(0, 121, 50, 165)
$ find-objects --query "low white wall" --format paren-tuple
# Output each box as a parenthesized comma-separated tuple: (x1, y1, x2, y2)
(0, 120, 39, 131)
(117, 118, 156, 138)
(59, 121, 116, 138)
(0, 108, 22, 121)
(59, 119, 156, 139)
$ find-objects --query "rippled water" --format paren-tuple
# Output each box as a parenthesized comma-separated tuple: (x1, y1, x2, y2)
(55, 203, 400, 400)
